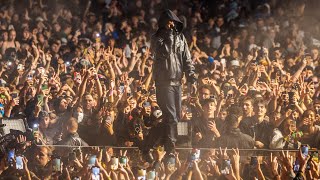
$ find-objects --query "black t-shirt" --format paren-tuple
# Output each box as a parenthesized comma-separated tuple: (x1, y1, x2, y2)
(239, 116, 273, 147)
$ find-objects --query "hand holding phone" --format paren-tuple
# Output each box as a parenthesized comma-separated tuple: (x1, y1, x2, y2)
(16, 156, 24, 170)
(91, 166, 100, 180)
(52, 158, 61, 172)
(88, 155, 96, 168)
(220, 159, 231, 175)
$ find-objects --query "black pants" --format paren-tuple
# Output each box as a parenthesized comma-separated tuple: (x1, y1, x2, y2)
(143, 85, 181, 153)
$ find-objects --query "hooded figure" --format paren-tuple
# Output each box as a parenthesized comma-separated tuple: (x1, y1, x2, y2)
(143, 9, 196, 160)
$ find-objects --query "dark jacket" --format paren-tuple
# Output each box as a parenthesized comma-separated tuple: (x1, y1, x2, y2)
(215, 128, 255, 149)
(239, 116, 273, 147)
(151, 9, 196, 86)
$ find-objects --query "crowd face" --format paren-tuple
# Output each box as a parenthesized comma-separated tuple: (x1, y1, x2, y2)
(203, 102, 216, 119)
(243, 100, 253, 117)
(199, 87, 211, 102)
(40, 116, 50, 129)
(254, 103, 267, 118)
(35, 147, 50, 167)
(59, 99, 68, 112)
(83, 94, 94, 111)
(8, 30, 16, 41)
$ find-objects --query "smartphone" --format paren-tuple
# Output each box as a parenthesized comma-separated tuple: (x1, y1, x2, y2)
(110, 156, 119, 170)
(16, 155, 24, 170)
(41, 84, 49, 91)
(88, 155, 96, 168)
(91, 166, 100, 180)
(146, 170, 156, 180)
(7, 149, 15, 165)
(311, 151, 319, 163)
(72, 177, 80, 180)
(307, 159, 312, 170)
(33, 124, 39, 133)
(11, 92, 18, 99)
(137, 169, 146, 180)
(250, 156, 258, 167)
(37, 94, 44, 104)
(69, 152, 76, 161)
(293, 159, 300, 172)
(119, 83, 125, 93)
(52, 158, 61, 172)
(127, 93, 132, 97)
(143, 101, 151, 108)
(188, 149, 200, 168)
(301, 145, 309, 159)
(221, 159, 231, 175)
(102, 117, 111, 126)
(65, 61, 71, 67)
(167, 154, 176, 165)
(119, 156, 127, 166)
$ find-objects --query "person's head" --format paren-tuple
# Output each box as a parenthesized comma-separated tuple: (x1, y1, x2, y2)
(65, 117, 79, 134)
(242, 97, 254, 117)
(254, 100, 267, 118)
(304, 66, 314, 79)
(202, 99, 216, 119)
(311, 47, 319, 60)
(58, 98, 68, 112)
(218, 107, 228, 121)
(216, 15, 224, 27)
(39, 111, 50, 130)
(273, 48, 282, 60)
(34, 146, 52, 167)
(302, 109, 315, 125)
(83, 94, 94, 111)
(8, 29, 16, 41)
(280, 118, 297, 135)
(225, 106, 243, 130)
(314, 100, 320, 114)
(51, 41, 60, 53)
(198, 85, 211, 103)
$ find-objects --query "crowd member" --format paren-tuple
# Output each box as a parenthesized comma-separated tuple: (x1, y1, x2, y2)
(0, 0, 319, 179)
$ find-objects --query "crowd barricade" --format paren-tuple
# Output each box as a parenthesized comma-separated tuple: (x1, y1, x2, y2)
(36, 145, 310, 161)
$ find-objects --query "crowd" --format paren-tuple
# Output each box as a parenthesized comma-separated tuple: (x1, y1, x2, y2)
(0, 0, 319, 179)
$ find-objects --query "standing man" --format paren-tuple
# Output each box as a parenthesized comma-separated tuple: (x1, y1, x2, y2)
(150, 9, 197, 154)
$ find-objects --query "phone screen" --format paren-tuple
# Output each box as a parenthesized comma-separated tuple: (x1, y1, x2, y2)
(91, 166, 100, 180)
(16, 156, 24, 170)
(119, 156, 127, 166)
(221, 159, 231, 175)
(301, 145, 309, 159)
(52, 158, 61, 172)
(110, 157, 119, 170)
(250, 156, 258, 167)
(143, 102, 151, 108)
(312, 151, 319, 163)
(88, 155, 96, 168)
(11, 93, 18, 99)
(293, 159, 300, 172)
(147, 170, 156, 180)
(137, 169, 146, 180)
(7, 150, 15, 165)
(42, 84, 49, 90)
(33, 124, 39, 133)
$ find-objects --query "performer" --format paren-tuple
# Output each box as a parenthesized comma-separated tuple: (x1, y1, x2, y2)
(146, 9, 197, 157)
